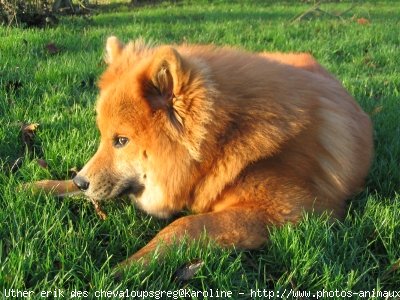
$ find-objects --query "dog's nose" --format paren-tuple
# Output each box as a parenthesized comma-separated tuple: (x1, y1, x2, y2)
(73, 175, 90, 191)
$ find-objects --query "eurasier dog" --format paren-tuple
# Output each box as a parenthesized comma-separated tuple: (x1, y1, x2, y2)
(31, 37, 373, 268)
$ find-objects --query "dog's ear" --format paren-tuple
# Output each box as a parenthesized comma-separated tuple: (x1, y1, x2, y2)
(145, 46, 186, 111)
(105, 36, 123, 64)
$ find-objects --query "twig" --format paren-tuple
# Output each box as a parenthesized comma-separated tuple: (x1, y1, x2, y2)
(89, 198, 108, 220)
(291, 2, 357, 24)
(290, 1, 321, 24)
(336, 4, 357, 18)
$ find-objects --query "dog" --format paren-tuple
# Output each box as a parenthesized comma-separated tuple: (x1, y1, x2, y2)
(30, 37, 373, 268)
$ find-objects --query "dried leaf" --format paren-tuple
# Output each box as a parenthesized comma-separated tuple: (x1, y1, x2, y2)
(53, 260, 62, 270)
(36, 158, 48, 169)
(382, 259, 400, 280)
(21, 123, 39, 152)
(371, 105, 383, 116)
(389, 259, 400, 273)
(172, 259, 204, 283)
(23, 123, 39, 132)
(45, 42, 60, 55)
(357, 18, 370, 25)
(68, 167, 79, 179)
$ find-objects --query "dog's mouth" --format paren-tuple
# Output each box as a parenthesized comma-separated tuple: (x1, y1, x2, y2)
(115, 179, 145, 198)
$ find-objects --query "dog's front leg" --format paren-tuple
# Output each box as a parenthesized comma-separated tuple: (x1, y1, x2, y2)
(117, 206, 275, 268)
(25, 179, 81, 197)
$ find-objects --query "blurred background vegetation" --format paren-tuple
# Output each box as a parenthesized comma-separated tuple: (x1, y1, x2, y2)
(0, 0, 155, 26)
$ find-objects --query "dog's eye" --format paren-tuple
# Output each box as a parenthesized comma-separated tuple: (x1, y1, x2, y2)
(114, 136, 129, 148)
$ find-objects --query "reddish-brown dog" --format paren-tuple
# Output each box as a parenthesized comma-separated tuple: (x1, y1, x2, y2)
(32, 37, 373, 267)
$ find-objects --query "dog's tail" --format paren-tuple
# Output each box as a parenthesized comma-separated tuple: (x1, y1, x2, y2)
(260, 52, 337, 81)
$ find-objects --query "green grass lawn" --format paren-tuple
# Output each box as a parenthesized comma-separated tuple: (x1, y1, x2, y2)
(1, 0, 399, 298)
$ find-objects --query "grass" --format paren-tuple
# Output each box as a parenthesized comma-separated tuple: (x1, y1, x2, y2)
(1, 0, 400, 297)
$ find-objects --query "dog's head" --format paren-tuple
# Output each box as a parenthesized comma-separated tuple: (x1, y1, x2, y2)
(73, 37, 216, 218)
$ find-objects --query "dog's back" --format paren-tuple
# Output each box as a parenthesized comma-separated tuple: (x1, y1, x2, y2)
(172, 45, 372, 220)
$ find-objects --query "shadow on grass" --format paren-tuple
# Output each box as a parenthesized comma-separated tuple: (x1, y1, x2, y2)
(58, 1, 301, 33)
(91, 10, 296, 28)
(80, 1, 400, 30)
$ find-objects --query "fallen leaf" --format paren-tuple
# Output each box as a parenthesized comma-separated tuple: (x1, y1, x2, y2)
(362, 56, 377, 68)
(45, 42, 60, 55)
(36, 158, 48, 169)
(382, 259, 400, 280)
(371, 105, 383, 116)
(172, 259, 204, 283)
(388, 259, 400, 273)
(22, 123, 39, 133)
(21, 123, 39, 153)
(68, 167, 79, 179)
(53, 260, 62, 270)
(357, 18, 370, 25)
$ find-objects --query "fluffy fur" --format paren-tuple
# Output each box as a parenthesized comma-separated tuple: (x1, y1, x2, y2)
(31, 37, 373, 267)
